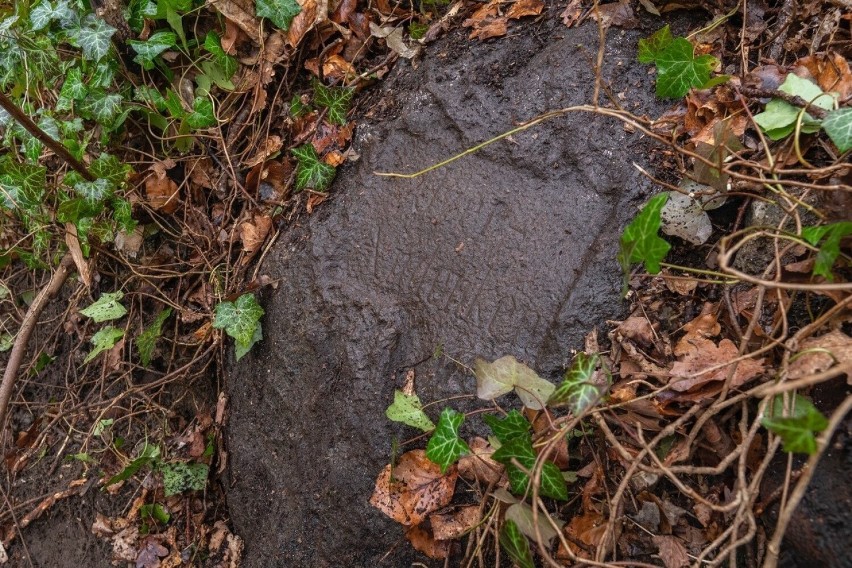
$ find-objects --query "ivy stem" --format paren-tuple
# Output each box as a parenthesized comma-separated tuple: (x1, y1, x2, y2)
(0, 91, 95, 181)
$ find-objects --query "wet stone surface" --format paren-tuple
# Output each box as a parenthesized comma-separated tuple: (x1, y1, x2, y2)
(225, 17, 665, 568)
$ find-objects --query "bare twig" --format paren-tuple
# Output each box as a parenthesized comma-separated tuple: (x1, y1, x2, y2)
(0, 253, 76, 431)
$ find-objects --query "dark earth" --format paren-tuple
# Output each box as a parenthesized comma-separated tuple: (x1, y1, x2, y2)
(225, 14, 667, 568)
(7, 8, 849, 568)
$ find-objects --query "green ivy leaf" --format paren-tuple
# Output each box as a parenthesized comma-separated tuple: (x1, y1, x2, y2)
(137, 307, 172, 367)
(653, 37, 718, 99)
(213, 293, 265, 358)
(822, 108, 852, 152)
(482, 410, 531, 444)
(801, 222, 852, 281)
(255, 0, 301, 30)
(425, 408, 470, 473)
(637, 25, 673, 64)
(753, 99, 822, 140)
(234, 322, 262, 360)
(128, 30, 177, 70)
(111, 197, 136, 233)
(0, 159, 46, 211)
(778, 73, 836, 111)
(73, 14, 116, 62)
(492, 435, 568, 500)
(80, 90, 124, 125)
(187, 97, 216, 129)
(313, 81, 354, 125)
(84, 325, 124, 363)
(74, 178, 113, 203)
(81, 292, 127, 322)
(386, 390, 436, 432)
(762, 395, 828, 454)
(56, 196, 103, 223)
(105, 443, 160, 486)
(203, 31, 237, 79)
(548, 352, 605, 414)
(161, 461, 208, 496)
(56, 66, 88, 111)
(90, 153, 131, 187)
(127, 0, 157, 33)
(499, 519, 534, 568)
(291, 144, 336, 192)
(618, 193, 671, 285)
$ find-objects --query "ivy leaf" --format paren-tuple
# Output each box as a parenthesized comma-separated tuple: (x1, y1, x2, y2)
(474, 355, 555, 410)
(291, 144, 336, 192)
(822, 108, 852, 152)
(618, 193, 671, 284)
(801, 222, 852, 281)
(105, 443, 160, 487)
(491, 435, 567, 500)
(753, 99, 822, 140)
(111, 197, 137, 233)
(80, 291, 127, 322)
(637, 25, 673, 64)
(386, 390, 435, 432)
(74, 178, 113, 203)
(187, 97, 216, 129)
(137, 308, 172, 367)
(778, 73, 836, 111)
(203, 31, 237, 79)
(482, 410, 531, 444)
(653, 38, 718, 98)
(56, 196, 103, 224)
(499, 520, 534, 568)
(425, 408, 470, 473)
(548, 352, 605, 415)
(56, 67, 88, 111)
(762, 395, 828, 454)
(0, 159, 46, 211)
(255, 0, 301, 30)
(73, 14, 116, 62)
(128, 30, 176, 70)
(30, 1, 64, 31)
(212, 293, 264, 358)
(313, 81, 354, 125)
(127, 0, 158, 33)
(84, 326, 124, 363)
(234, 323, 262, 360)
(80, 90, 124, 126)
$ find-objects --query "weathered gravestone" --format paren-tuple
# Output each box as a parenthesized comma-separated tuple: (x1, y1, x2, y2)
(226, 17, 665, 567)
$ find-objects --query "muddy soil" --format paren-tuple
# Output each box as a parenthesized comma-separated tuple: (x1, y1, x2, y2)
(225, 13, 669, 567)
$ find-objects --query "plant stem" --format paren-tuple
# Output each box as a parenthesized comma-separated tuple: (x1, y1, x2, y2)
(0, 253, 75, 431)
(0, 91, 95, 181)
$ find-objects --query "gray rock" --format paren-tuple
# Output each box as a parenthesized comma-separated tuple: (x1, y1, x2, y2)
(226, 19, 666, 567)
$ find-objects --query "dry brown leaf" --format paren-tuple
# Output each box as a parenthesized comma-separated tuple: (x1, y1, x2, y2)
(305, 192, 327, 213)
(430, 505, 481, 540)
(788, 330, 852, 380)
(558, 511, 609, 560)
(65, 223, 92, 288)
(457, 437, 503, 485)
(669, 337, 765, 392)
(287, 0, 318, 47)
(370, 449, 457, 526)
(589, 0, 637, 29)
(246, 160, 291, 202)
(405, 525, 450, 560)
(795, 52, 852, 100)
(560, 0, 584, 27)
(244, 135, 284, 168)
(144, 175, 180, 213)
(663, 273, 698, 295)
(221, 18, 243, 53)
(617, 316, 656, 347)
(652, 535, 690, 568)
(188, 157, 217, 190)
(466, 17, 507, 40)
(675, 312, 720, 355)
(240, 214, 273, 254)
(210, 0, 261, 44)
(506, 0, 543, 20)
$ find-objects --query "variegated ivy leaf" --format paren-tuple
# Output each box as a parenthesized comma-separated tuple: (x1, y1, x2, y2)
(74, 14, 116, 62)
(291, 144, 336, 192)
(548, 352, 606, 415)
(0, 159, 46, 211)
(57, 67, 88, 110)
(80, 91, 124, 125)
(425, 408, 470, 473)
(74, 178, 113, 203)
(128, 30, 177, 70)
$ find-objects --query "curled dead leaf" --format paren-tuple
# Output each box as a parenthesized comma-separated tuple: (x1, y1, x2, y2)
(457, 437, 504, 486)
(144, 175, 180, 213)
(430, 505, 481, 540)
(506, 0, 544, 19)
(240, 214, 273, 254)
(405, 525, 450, 560)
